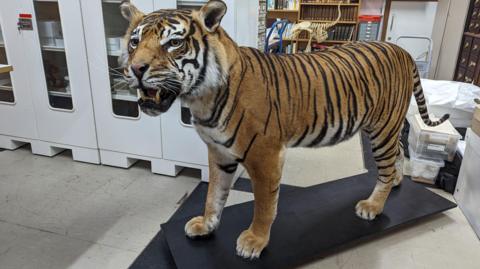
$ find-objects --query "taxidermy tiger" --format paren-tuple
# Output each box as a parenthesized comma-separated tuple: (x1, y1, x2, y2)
(120, 0, 449, 259)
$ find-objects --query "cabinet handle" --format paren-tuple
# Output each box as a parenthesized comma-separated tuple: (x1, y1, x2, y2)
(389, 14, 395, 31)
(474, 45, 479, 50)
(465, 43, 471, 49)
(470, 61, 477, 67)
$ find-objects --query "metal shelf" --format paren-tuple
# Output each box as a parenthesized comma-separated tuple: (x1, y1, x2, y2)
(48, 90, 71, 98)
(178, 0, 208, 7)
(41, 45, 65, 52)
(111, 90, 138, 102)
(0, 86, 13, 91)
(108, 50, 122, 57)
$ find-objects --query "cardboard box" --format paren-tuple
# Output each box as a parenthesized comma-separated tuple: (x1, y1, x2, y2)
(473, 104, 480, 137)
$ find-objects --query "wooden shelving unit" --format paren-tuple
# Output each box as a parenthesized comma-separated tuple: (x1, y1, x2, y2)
(300, 2, 359, 6)
(266, 0, 361, 51)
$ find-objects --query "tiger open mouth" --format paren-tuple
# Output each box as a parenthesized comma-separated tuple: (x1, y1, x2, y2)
(137, 87, 177, 116)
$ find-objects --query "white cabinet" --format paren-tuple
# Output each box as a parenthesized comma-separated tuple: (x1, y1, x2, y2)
(158, 0, 259, 179)
(0, 1, 38, 149)
(0, 0, 99, 164)
(81, 0, 209, 179)
(27, 0, 99, 163)
(1, 0, 257, 180)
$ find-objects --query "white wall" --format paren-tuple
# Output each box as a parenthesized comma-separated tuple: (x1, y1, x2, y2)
(154, 0, 176, 10)
(433, 0, 470, 80)
(154, 0, 259, 48)
(360, 0, 385, 15)
(224, 0, 259, 48)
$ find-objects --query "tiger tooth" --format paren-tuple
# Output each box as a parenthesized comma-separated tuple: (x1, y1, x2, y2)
(155, 90, 161, 104)
(139, 89, 146, 101)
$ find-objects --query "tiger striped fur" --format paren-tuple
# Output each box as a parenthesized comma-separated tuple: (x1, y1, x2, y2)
(120, 0, 449, 259)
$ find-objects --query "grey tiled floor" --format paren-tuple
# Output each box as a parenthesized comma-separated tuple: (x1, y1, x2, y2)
(0, 135, 479, 269)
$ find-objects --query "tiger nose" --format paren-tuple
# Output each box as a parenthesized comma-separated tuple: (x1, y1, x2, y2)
(131, 63, 149, 79)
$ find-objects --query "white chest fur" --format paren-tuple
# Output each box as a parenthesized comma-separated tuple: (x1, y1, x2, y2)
(193, 123, 238, 158)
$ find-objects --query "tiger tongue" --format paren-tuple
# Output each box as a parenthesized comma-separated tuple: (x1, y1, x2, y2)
(147, 89, 157, 97)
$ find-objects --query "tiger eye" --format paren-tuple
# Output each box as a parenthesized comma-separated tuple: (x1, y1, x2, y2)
(170, 39, 182, 47)
(130, 38, 139, 47)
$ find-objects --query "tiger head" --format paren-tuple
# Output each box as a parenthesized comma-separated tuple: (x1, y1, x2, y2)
(119, 0, 231, 116)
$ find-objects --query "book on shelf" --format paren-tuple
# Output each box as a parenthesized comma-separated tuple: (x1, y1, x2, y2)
(302, 0, 358, 3)
(294, 25, 355, 42)
(327, 25, 355, 41)
(301, 6, 357, 21)
(268, 0, 299, 10)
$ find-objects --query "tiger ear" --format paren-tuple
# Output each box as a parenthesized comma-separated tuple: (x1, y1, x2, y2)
(199, 0, 227, 33)
(120, 1, 144, 22)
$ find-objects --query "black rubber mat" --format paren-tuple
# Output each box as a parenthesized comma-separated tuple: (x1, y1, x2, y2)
(130, 135, 456, 269)
(129, 179, 301, 269)
(161, 176, 456, 269)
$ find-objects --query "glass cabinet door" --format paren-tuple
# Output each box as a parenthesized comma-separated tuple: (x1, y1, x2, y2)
(102, 0, 138, 118)
(33, 0, 72, 110)
(0, 23, 14, 103)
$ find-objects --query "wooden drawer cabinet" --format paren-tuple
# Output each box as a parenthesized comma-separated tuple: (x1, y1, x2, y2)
(454, 0, 480, 85)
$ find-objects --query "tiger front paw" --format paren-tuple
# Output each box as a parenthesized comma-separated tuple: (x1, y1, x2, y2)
(184, 216, 218, 238)
(355, 199, 383, 220)
(236, 229, 269, 259)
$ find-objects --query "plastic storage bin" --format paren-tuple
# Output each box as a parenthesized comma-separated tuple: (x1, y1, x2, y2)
(408, 114, 461, 162)
(409, 146, 445, 184)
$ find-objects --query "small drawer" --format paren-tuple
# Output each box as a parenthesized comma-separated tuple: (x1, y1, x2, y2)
(474, 21, 480, 34)
(468, 60, 478, 74)
(468, 59, 478, 71)
(473, 8, 480, 20)
(456, 67, 466, 82)
(460, 50, 470, 67)
(464, 36, 474, 51)
(472, 38, 480, 54)
(469, 50, 479, 64)
(468, 18, 478, 34)
(465, 69, 475, 83)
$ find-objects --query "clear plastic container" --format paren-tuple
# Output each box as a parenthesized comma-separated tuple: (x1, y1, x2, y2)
(409, 146, 445, 184)
(408, 114, 461, 162)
